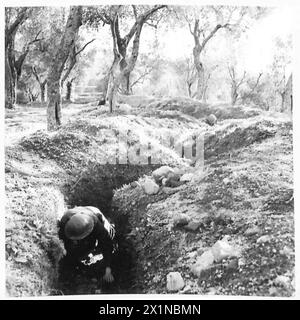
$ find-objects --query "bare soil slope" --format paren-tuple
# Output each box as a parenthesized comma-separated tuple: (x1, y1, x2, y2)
(5, 97, 294, 296)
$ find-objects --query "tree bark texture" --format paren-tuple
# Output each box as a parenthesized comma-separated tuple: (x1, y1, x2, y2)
(5, 8, 28, 108)
(189, 19, 224, 101)
(46, 6, 82, 131)
(105, 5, 166, 105)
(65, 79, 75, 102)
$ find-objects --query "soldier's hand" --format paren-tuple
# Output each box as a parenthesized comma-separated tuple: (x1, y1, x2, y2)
(102, 267, 114, 283)
(104, 219, 115, 239)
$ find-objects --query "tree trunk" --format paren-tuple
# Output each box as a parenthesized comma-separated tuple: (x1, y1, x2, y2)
(40, 81, 46, 103)
(106, 56, 121, 113)
(65, 81, 73, 102)
(47, 80, 61, 130)
(5, 8, 28, 109)
(119, 44, 131, 95)
(5, 52, 16, 109)
(196, 70, 205, 100)
(120, 71, 131, 95)
(187, 81, 192, 98)
(46, 6, 82, 131)
(280, 92, 285, 112)
(193, 46, 205, 100)
(231, 87, 238, 105)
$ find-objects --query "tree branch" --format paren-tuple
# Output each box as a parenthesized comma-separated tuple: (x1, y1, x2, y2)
(236, 71, 247, 88)
(61, 38, 95, 85)
(124, 5, 167, 44)
(6, 8, 28, 39)
(32, 66, 41, 85)
(130, 65, 154, 89)
(132, 5, 138, 20)
(75, 38, 95, 56)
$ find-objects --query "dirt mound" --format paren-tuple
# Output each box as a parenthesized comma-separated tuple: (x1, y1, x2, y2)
(117, 94, 157, 108)
(5, 98, 293, 296)
(204, 119, 287, 159)
(112, 117, 294, 296)
(142, 97, 262, 120)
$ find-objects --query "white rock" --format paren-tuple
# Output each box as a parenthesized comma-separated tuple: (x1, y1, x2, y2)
(279, 246, 294, 256)
(173, 214, 190, 227)
(256, 235, 271, 244)
(161, 178, 168, 186)
(274, 275, 290, 288)
(211, 239, 239, 262)
(118, 103, 132, 114)
(245, 226, 260, 236)
(166, 272, 185, 292)
(152, 166, 174, 183)
(142, 178, 159, 195)
(190, 250, 214, 276)
(187, 251, 198, 260)
(205, 114, 217, 126)
(222, 177, 230, 185)
(180, 173, 194, 182)
(206, 287, 217, 295)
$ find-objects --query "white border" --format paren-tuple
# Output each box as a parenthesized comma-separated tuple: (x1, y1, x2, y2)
(1, 0, 299, 301)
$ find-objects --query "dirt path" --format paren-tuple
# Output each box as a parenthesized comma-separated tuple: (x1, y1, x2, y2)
(5, 103, 90, 146)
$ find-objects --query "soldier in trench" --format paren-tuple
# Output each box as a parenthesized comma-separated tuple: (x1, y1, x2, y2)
(58, 206, 116, 283)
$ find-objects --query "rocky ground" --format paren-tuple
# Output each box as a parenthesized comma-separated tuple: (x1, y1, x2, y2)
(5, 97, 294, 297)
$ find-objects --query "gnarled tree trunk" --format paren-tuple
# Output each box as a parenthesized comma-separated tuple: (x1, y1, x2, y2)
(5, 53, 16, 109)
(5, 8, 28, 109)
(40, 81, 47, 103)
(65, 78, 75, 102)
(46, 6, 82, 131)
(103, 5, 166, 105)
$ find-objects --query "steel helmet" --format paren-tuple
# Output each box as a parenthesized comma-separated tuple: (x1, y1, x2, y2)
(64, 213, 95, 240)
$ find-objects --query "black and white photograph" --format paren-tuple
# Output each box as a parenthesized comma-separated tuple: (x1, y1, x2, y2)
(3, 0, 297, 298)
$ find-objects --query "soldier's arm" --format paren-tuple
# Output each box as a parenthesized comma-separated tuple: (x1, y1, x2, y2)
(94, 220, 115, 282)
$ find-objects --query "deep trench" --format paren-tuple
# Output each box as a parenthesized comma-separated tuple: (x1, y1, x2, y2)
(57, 163, 159, 295)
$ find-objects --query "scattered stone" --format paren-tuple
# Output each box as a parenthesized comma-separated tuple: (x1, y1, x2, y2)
(181, 284, 192, 293)
(238, 257, 246, 267)
(279, 246, 294, 256)
(205, 114, 217, 126)
(226, 258, 239, 271)
(15, 257, 27, 264)
(268, 287, 278, 296)
(190, 250, 214, 277)
(180, 173, 194, 182)
(256, 235, 271, 244)
(206, 287, 217, 295)
(118, 103, 132, 114)
(211, 238, 240, 262)
(161, 178, 168, 186)
(274, 275, 291, 288)
(187, 251, 198, 260)
(184, 221, 201, 232)
(130, 181, 139, 188)
(245, 226, 261, 236)
(153, 275, 161, 283)
(152, 166, 175, 183)
(166, 272, 185, 292)
(173, 214, 190, 227)
(163, 172, 182, 188)
(142, 178, 159, 195)
(222, 177, 230, 185)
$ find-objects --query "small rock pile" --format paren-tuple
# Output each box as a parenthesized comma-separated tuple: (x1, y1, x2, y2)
(140, 165, 196, 196)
